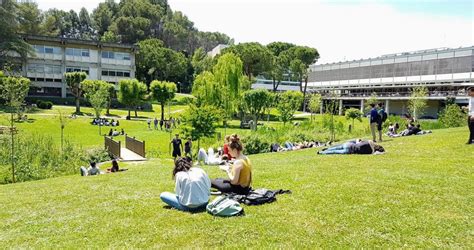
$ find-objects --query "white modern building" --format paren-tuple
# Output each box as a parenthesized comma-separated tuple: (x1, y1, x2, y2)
(207, 44, 229, 58)
(13, 35, 137, 98)
(307, 46, 474, 117)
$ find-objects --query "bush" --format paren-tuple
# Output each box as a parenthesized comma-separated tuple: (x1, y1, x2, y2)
(439, 104, 468, 128)
(242, 134, 271, 155)
(36, 100, 53, 109)
(0, 134, 94, 184)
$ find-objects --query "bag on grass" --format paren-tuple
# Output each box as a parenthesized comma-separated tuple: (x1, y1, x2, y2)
(206, 195, 243, 217)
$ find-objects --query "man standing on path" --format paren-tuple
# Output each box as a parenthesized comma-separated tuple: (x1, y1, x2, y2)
(467, 86, 474, 144)
(170, 134, 183, 160)
(369, 103, 379, 142)
(377, 102, 386, 142)
(154, 117, 158, 130)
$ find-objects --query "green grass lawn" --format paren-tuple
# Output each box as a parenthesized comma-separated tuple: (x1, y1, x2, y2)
(0, 127, 472, 247)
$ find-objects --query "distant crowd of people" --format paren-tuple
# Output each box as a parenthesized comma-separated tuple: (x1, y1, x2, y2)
(92, 118, 119, 127)
(148, 117, 181, 131)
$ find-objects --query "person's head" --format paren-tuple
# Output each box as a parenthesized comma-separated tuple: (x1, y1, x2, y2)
(395, 123, 399, 128)
(373, 144, 385, 153)
(467, 86, 474, 97)
(228, 134, 243, 158)
(172, 157, 192, 179)
(175, 134, 179, 139)
(370, 103, 375, 108)
(112, 159, 119, 169)
(389, 123, 393, 126)
(90, 162, 96, 168)
(378, 102, 384, 108)
(187, 137, 192, 141)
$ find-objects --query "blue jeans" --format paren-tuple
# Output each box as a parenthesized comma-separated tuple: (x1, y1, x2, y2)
(160, 192, 207, 212)
(320, 142, 353, 155)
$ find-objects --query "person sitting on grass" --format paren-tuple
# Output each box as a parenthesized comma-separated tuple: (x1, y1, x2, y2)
(108, 129, 113, 136)
(211, 134, 253, 195)
(160, 157, 211, 212)
(318, 140, 385, 155)
(106, 159, 128, 173)
(80, 162, 102, 176)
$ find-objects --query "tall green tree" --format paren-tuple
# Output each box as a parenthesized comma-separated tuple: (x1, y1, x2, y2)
(136, 38, 188, 84)
(0, 0, 34, 65)
(64, 72, 87, 114)
(78, 7, 96, 40)
(242, 89, 274, 130)
(82, 80, 113, 119)
(276, 90, 304, 124)
(17, 1, 43, 35)
(150, 80, 177, 121)
(223, 42, 273, 80)
(408, 86, 428, 121)
(191, 47, 213, 77)
(181, 104, 222, 149)
(92, 0, 118, 36)
(0, 72, 30, 183)
(117, 79, 147, 118)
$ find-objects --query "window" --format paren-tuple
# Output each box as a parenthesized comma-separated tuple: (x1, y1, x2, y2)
(102, 70, 109, 76)
(102, 51, 114, 59)
(81, 49, 90, 57)
(66, 48, 90, 57)
(44, 47, 54, 54)
(109, 71, 116, 76)
(124, 72, 130, 77)
(66, 67, 89, 75)
(102, 69, 131, 77)
(116, 71, 124, 77)
(66, 48, 74, 56)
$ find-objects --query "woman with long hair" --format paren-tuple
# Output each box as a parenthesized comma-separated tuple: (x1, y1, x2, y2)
(160, 157, 211, 211)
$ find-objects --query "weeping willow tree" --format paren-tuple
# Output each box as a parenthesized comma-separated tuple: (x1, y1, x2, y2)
(192, 52, 249, 132)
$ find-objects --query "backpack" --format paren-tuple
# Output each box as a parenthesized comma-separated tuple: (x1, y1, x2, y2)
(227, 189, 292, 206)
(206, 196, 243, 217)
(381, 110, 388, 123)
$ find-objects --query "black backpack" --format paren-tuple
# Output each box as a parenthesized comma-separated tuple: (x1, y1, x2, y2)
(381, 110, 388, 122)
(227, 189, 291, 206)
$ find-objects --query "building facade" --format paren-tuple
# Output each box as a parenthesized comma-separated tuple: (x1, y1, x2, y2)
(12, 35, 137, 98)
(307, 46, 474, 117)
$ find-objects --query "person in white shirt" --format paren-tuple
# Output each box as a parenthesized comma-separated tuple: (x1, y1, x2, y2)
(467, 86, 474, 144)
(160, 157, 211, 211)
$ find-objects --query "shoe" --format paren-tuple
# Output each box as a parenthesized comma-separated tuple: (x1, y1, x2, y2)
(467, 141, 473, 145)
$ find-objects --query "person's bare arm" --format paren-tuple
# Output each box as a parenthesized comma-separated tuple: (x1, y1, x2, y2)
(227, 160, 243, 185)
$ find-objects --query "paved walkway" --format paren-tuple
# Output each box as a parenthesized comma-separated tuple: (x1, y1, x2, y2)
(120, 148, 146, 162)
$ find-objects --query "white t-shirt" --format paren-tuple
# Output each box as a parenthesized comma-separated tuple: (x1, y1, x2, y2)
(175, 167, 211, 207)
(469, 97, 474, 116)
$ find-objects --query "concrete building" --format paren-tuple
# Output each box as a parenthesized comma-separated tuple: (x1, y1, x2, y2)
(207, 44, 229, 58)
(12, 35, 137, 98)
(305, 46, 474, 117)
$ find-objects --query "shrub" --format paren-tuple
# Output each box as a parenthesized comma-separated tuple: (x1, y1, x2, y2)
(0, 134, 92, 184)
(439, 104, 467, 128)
(242, 134, 271, 155)
(36, 100, 53, 109)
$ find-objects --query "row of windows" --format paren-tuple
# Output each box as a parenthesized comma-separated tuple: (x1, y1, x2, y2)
(28, 77, 62, 83)
(33, 45, 61, 54)
(101, 69, 131, 77)
(28, 64, 62, 74)
(310, 56, 473, 82)
(65, 67, 90, 75)
(66, 48, 90, 57)
(101, 51, 131, 60)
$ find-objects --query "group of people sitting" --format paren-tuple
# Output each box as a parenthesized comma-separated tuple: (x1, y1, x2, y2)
(160, 134, 253, 212)
(108, 128, 125, 137)
(270, 141, 329, 152)
(92, 118, 119, 127)
(80, 159, 128, 176)
(386, 122, 432, 137)
(194, 135, 235, 166)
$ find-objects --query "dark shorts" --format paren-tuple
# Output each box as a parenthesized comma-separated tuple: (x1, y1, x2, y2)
(172, 150, 181, 157)
(377, 122, 382, 131)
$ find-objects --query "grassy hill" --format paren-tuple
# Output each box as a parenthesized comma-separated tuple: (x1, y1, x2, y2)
(0, 127, 472, 248)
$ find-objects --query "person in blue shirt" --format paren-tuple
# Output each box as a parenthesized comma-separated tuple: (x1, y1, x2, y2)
(369, 103, 379, 142)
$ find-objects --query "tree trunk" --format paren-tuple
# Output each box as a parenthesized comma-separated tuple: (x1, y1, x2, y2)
(302, 77, 309, 112)
(272, 78, 276, 92)
(128, 109, 131, 119)
(75, 96, 80, 114)
(254, 114, 258, 131)
(134, 109, 138, 117)
(10, 112, 15, 183)
(161, 103, 165, 121)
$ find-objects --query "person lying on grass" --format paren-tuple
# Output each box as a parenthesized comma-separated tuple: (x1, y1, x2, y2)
(317, 139, 385, 155)
(80, 162, 102, 176)
(160, 157, 211, 212)
(211, 134, 253, 195)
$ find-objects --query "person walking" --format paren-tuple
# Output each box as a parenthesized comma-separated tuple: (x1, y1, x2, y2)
(377, 102, 386, 142)
(159, 119, 164, 130)
(154, 117, 158, 130)
(170, 134, 184, 160)
(147, 118, 151, 130)
(369, 103, 379, 142)
(467, 86, 474, 144)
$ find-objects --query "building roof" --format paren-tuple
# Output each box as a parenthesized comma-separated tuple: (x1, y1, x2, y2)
(21, 34, 138, 51)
